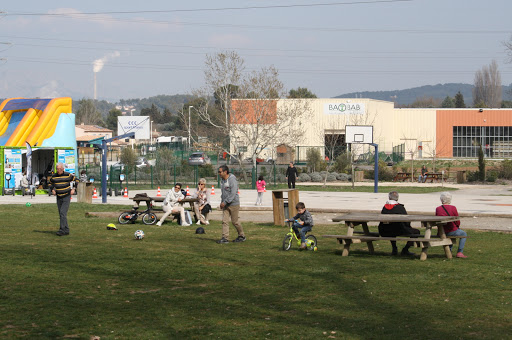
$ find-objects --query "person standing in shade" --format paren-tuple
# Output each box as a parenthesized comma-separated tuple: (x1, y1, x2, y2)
(285, 162, 298, 189)
(217, 165, 246, 244)
(50, 163, 79, 236)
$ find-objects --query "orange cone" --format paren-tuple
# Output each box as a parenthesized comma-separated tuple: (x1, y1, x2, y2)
(156, 187, 161, 197)
(211, 185, 215, 195)
(92, 187, 99, 199)
(263, 186, 266, 193)
(186, 186, 190, 196)
(123, 187, 128, 198)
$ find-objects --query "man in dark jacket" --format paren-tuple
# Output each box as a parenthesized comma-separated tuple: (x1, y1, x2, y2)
(285, 162, 298, 189)
(50, 163, 79, 236)
(378, 191, 419, 256)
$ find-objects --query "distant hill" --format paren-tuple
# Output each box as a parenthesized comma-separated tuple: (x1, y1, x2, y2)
(335, 83, 512, 106)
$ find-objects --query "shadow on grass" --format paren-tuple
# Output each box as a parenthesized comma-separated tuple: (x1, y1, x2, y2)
(33, 230, 57, 234)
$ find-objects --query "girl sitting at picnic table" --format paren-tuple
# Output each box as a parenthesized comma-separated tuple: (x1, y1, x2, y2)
(285, 202, 314, 250)
(156, 183, 190, 227)
(435, 192, 468, 258)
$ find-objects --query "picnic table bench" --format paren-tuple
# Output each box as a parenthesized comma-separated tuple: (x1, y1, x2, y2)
(424, 172, 446, 183)
(131, 195, 199, 222)
(393, 172, 411, 182)
(324, 212, 464, 260)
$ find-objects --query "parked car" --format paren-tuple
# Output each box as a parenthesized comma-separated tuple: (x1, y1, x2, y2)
(188, 152, 211, 166)
(135, 157, 149, 168)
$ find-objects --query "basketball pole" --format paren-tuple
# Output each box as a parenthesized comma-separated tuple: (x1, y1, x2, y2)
(370, 143, 378, 193)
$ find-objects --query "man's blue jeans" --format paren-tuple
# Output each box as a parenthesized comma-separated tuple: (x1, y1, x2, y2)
(293, 222, 312, 243)
(447, 228, 467, 253)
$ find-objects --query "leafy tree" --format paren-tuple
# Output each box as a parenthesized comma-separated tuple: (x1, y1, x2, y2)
(454, 91, 466, 108)
(287, 87, 317, 98)
(105, 108, 122, 133)
(409, 96, 441, 108)
(75, 98, 103, 125)
(501, 100, 512, 108)
(306, 148, 323, 172)
(473, 60, 502, 108)
(120, 147, 137, 172)
(140, 104, 163, 124)
(441, 96, 455, 108)
(332, 152, 351, 173)
(478, 145, 485, 181)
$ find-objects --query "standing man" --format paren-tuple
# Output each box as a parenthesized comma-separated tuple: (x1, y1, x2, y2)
(217, 165, 246, 244)
(285, 162, 298, 189)
(50, 163, 78, 236)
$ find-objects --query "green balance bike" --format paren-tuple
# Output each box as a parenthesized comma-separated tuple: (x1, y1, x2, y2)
(282, 220, 318, 251)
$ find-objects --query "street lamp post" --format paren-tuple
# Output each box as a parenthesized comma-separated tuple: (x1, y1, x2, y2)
(188, 105, 193, 149)
(150, 120, 153, 145)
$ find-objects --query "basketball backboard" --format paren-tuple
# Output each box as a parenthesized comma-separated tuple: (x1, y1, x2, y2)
(345, 125, 373, 144)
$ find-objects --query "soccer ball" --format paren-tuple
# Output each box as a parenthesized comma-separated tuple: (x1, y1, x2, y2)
(25, 202, 32, 207)
(134, 230, 145, 240)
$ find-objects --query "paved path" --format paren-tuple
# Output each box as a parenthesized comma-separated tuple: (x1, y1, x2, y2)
(3, 181, 511, 232)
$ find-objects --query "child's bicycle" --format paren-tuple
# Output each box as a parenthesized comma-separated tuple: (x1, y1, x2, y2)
(282, 220, 318, 251)
(118, 204, 157, 225)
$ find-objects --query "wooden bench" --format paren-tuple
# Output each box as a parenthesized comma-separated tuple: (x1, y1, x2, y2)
(324, 234, 467, 249)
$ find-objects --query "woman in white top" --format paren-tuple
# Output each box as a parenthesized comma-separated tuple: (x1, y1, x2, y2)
(156, 183, 190, 226)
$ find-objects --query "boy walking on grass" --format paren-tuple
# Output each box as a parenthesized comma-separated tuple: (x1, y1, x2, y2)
(286, 202, 314, 249)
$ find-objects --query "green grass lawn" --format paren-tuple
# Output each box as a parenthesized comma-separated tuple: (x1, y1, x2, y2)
(1, 203, 510, 339)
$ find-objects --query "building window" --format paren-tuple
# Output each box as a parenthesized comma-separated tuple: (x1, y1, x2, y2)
(453, 126, 512, 158)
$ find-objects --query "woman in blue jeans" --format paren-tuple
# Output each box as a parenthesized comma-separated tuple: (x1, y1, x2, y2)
(435, 192, 468, 258)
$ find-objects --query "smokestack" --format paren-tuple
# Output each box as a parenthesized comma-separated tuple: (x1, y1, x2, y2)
(94, 72, 97, 100)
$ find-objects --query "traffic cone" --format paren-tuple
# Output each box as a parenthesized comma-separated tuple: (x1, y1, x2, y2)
(211, 185, 215, 195)
(263, 186, 266, 193)
(123, 187, 128, 198)
(92, 187, 98, 199)
(156, 187, 162, 197)
(186, 186, 190, 196)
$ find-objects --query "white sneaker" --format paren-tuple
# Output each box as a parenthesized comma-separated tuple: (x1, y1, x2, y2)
(196, 220, 201, 225)
(205, 220, 210, 225)
(182, 223, 191, 227)
(156, 221, 162, 226)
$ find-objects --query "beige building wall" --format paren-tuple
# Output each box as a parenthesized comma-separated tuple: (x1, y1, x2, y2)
(229, 98, 437, 161)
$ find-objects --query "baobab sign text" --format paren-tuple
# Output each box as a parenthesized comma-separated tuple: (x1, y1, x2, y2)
(324, 103, 365, 115)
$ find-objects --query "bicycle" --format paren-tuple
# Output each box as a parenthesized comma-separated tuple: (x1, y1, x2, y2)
(282, 220, 318, 251)
(118, 204, 157, 225)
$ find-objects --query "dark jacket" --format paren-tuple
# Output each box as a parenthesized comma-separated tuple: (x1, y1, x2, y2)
(378, 203, 418, 237)
(286, 166, 298, 179)
(292, 209, 314, 228)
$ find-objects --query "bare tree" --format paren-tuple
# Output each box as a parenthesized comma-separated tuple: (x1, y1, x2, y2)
(473, 60, 502, 108)
(75, 98, 103, 125)
(231, 66, 313, 168)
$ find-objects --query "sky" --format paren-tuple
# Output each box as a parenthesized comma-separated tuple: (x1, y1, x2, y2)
(0, 0, 511, 101)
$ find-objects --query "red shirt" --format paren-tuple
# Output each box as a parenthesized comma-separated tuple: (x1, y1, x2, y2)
(435, 204, 461, 233)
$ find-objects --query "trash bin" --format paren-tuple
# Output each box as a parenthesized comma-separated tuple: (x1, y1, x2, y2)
(272, 189, 299, 226)
(77, 182, 93, 203)
(354, 170, 364, 182)
(456, 171, 466, 184)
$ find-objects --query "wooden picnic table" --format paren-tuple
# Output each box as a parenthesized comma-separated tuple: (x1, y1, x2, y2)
(131, 195, 199, 220)
(393, 172, 411, 182)
(424, 172, 446, 183)
(325, 213, 461, 260)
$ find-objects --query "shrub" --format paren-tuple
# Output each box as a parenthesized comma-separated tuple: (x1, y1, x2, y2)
(486, 171, 498, 182)
(466, 170, 479, 182)
(332, 153, 351, 173)
(309, 172, 323, 182)
(337, 173, 350, 181)
(298, 173, 311, 182)
(365, 161, 395, 181)
(326, 172, 338, 182)
(499, 160, 512, 179)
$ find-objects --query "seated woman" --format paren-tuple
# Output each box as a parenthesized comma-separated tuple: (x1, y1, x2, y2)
(192, 178, 211, 225)
(435, 192, 468, 258)
(156, 183, 190, 227)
